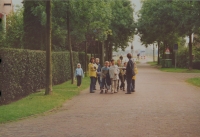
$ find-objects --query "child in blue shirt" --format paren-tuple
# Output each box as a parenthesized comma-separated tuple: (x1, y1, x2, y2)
(100, 61, 110, 94)
(74, 63, 84, 88)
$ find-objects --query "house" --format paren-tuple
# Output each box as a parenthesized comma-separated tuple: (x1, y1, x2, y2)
(0, 0, 13, 30)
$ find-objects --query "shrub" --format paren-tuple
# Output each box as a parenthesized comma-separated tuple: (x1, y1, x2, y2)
(0, 48, 88, 105)
(176, 47, 189, 68)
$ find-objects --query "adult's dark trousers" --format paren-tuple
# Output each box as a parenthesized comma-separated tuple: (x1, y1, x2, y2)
(90, 77, 96, 92)
(132, 79, 135, 91)
(126, 76, 133, 93)
(76, 76, 82, 86)
(119, 75, 125, 89)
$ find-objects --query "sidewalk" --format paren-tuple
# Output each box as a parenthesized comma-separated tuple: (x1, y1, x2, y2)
(1, 63, 200, 137)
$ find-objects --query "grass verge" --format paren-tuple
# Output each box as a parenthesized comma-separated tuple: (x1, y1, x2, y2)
(147, 62, 200, 73)
(147, 61, 157, 66)
(160, 68, 200, 73)
(0, 77, 90, 124)
(186, 77, 200, 87)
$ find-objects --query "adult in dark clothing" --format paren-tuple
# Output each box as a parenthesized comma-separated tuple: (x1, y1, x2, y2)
(125, 53, 135, 94)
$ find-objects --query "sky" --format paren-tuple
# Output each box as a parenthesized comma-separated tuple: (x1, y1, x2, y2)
(12, 0, 22, 6)
(129, 0, 146, 53)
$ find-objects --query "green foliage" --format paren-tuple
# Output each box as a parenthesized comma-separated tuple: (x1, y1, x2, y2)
(193, 47, 200, 61)
(160, 68, 200, 73)
(0, 48, 89, 105)
(176, 47, 189, 68)
(0, 6, 23, 48)
(109, 0, 135, 50)
(23, 1, 45, 50)
(0, 77, 90, 123)
(70, 0, 112, 43)
(186, 77, 200, 87)
(137, 0, 200, 68)
(137, 0, 179, 45)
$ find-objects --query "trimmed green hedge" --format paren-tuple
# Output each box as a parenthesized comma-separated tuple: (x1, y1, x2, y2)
(0, 48, 87, 105)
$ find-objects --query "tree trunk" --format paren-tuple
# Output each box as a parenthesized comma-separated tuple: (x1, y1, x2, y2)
(105, 41, 108, 61)
(101, 41, 105, 64)
(45, 0, 52, 95)
(85, 41, 87, 73)
(106, 42, 110, 61)
(109, 42, 113, 60)
(157, 42, 160, 65)
(162, 42, 166, 59)
(67, 6, 74, 84)
(97, 41, 100, 58)
(153, 44, 155, 62)
(188, 33, 193, 70)
(94, 42, 96, 58)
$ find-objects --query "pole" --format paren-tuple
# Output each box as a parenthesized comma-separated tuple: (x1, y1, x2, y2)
(102, 41, 105, 64)
(85, 41, 87, 73)
(153, 44, 155, 62)
(175, 51, 177, 69)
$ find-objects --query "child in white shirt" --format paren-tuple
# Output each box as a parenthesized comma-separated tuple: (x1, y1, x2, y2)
(109, 59, 119, 93)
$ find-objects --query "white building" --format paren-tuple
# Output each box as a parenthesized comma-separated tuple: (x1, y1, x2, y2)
(0, 0, 13, 30)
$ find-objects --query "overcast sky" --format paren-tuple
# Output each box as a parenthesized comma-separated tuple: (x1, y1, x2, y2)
(129, 0, 146, 52)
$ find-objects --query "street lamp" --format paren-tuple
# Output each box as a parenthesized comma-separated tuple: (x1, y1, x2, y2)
(119, 55, 123, 63)
(131, 44, 134, 57)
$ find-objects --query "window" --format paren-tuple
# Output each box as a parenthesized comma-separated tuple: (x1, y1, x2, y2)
(4, 3, 11, 6)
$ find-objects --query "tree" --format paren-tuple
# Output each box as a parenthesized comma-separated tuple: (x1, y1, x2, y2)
(23, 0, 45, 50)
(45, 0, 52, 95)
(137, 0, 180, 64)
(137, 0, 200, 68)
(68, 0, 112, 71)
(107, 0, 135, 59)
(66, 0, 74, 84)
(173, 0, 200, 70)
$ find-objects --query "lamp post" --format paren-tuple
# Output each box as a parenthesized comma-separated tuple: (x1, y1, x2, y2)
(131, 44, 134, 57)
(120, 55, 123, 64)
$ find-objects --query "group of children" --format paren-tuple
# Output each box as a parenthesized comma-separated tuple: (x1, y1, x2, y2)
(100, 59, 138, 94)
(74, 57, 138, 94)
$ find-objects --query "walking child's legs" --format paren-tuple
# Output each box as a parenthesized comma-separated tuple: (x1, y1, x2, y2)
(100, 78, 106, 90)
(114, 80, 118, 92)
(111, 80, 115, 93)
(98, 77, 101, 87)
(77, 76, 81, 86)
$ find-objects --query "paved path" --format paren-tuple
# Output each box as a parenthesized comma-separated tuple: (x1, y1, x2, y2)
(1, 63, 200, 137)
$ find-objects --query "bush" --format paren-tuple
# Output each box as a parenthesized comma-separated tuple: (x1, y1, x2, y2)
(193, 61, 200, 69)
(0, 48, 88, 105)
(176, 48, 189, 68)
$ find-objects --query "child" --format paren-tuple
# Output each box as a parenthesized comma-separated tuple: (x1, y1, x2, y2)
(132, 62, 138, 92)
(74, 63, 84, 88)
(109, 59, 119, 94)
(100, 61, 110, 94)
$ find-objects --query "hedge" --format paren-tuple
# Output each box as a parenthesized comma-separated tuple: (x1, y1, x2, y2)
(0, 48, 87, 105)
(193, 61, 200, 70)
